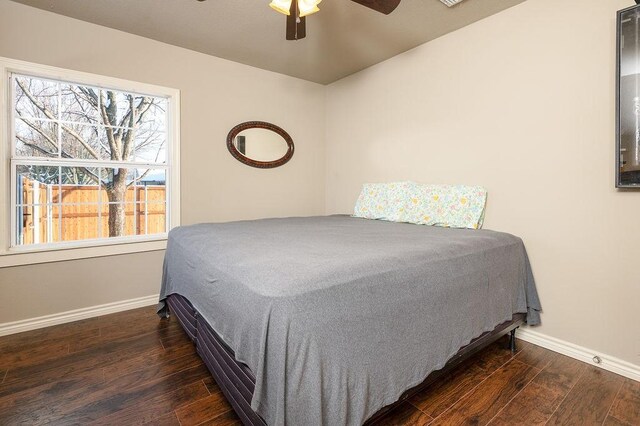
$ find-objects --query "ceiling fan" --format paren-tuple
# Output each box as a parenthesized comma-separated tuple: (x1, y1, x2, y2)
(195, 0, 465, 41)
(268, 0, 401, 40)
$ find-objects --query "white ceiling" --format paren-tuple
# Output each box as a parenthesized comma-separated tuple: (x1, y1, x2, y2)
(10, 0, 526, 84)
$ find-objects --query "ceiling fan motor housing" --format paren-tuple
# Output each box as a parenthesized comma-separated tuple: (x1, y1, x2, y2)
(439, 0, 465, 7)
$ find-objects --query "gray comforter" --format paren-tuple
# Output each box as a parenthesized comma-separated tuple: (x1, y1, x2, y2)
(158, 215, 541, 425)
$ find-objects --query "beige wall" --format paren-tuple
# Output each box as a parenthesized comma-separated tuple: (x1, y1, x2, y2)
(326, 0, 640, 366)
(0, 1, 326, 323)
(0, 251, 166, 322)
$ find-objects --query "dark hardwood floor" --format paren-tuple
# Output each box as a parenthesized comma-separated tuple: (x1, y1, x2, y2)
(0, 306, 637, 425)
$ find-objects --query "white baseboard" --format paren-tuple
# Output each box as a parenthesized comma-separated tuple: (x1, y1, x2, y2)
(1, 301, 638, 383)
(516, 328, 640, 382)
(0, 294, 159, 337)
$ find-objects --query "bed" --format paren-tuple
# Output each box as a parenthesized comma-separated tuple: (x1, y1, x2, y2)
(157, 215, 541, 425)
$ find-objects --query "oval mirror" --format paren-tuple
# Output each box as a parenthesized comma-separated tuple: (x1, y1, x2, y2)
(227, 121, 294, 169)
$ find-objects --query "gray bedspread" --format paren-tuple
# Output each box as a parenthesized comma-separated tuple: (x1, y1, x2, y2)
(158, 215, 541, 425)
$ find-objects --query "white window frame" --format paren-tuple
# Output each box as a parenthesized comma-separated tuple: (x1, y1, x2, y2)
(0, 57, 181, 267)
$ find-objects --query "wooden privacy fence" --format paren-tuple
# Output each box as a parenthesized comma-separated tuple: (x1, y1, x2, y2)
(18, 177, 166, 245)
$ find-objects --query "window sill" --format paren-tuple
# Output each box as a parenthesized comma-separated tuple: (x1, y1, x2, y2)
(0, 237, 168, 268)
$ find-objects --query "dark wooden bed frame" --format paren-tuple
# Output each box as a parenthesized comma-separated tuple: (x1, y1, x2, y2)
(164, 293, 525, 426)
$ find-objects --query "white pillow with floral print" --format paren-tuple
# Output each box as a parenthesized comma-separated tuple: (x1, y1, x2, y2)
(404, 184, 487, 229)
(353, 182, 487, 230)
(353, 181, 416, 222)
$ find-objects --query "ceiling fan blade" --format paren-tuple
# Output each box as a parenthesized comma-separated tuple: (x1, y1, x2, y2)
(350, 0, 401, 14)
(286, 0, 307, 40)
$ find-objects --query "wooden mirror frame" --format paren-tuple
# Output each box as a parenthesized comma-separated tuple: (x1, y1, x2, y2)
(226, 121, 294, 169)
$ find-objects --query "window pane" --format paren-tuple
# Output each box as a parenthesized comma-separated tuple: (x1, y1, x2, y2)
(136, 98, 167, 136)
(100, 167, 135, 201)
(135, 98, 167, 163)
(58, 167, 100, 204)
(134, 169, 166, 203)
(100, 169, 141, 238)
(60, 166, 100, 186)
(60, 84, 99, 125)
(101, 89, 149, 128)
(134, 126, 166, 163)
(60, 204, 100, 242)
(14, 76, 58, 120)
(101, 93, 167, 163)
(16, 204, 61, 246)
(139, 202, 166, 235)
(11, 72, 172, 248)
(50, 205, 62, 243)
(136, 168, 166, 235)
(16, 165, 60, 205)
(101, 127, 130, 161)
(15, 118, 59, 157)
(135, 184, 167, 206)
(60, 124, 108, 160)
(144, 98, 167, 132)
(100, 203, 136, 237)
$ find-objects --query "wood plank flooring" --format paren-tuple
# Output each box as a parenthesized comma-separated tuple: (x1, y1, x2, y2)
(0, 306, 637, 425)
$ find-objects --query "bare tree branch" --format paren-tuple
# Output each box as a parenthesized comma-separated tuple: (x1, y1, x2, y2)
(99, 91, 120, 160)
(135, 101, 154, 126)
(15, 135, 57, 157)
(66, 89, 96, 123)
(78, 87, 99, 109)
(16, 79, 101, 160)
(16, 115, 58, 151)
(118, 96, 153, 128)
(126, 142, 165, 189)
(121, 95, 137, 160)
(122, 97, 153, 158)
(77, 167, 106, 188)
(127, 169, 152, 188)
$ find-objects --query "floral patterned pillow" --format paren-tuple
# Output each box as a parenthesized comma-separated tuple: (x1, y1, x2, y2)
(353, 182, 487, 230)
(353, 181, 416, 222)
(403, 184, 487, 229)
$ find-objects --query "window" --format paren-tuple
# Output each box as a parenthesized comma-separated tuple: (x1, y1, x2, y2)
(0, 58, 180, 266)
